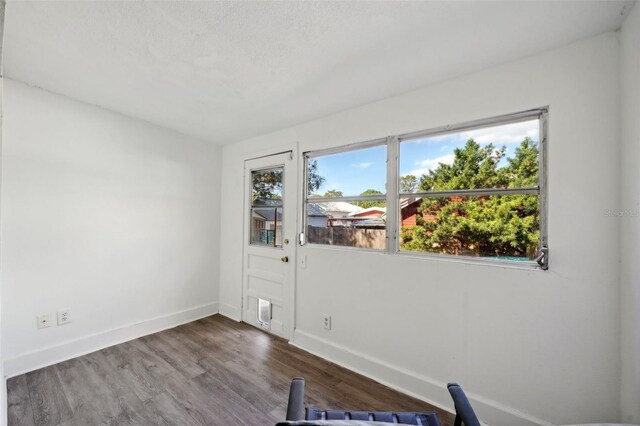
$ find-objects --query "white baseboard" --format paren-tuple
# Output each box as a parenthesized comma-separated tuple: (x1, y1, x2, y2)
(292, 329, 554, 426)
(3, 302, 219, 378)
(219, 302, 241, 321)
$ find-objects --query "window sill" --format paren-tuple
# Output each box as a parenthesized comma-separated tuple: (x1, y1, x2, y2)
(301, 243, 544, 271)
(301, 242, 387, 256)
(394, 250, 543, 271)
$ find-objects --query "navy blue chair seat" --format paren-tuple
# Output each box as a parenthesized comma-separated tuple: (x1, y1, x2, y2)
(283, 377, 441, 426)
(305, 408, 440, 425)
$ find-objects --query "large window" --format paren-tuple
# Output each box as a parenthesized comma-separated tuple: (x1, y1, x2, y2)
(304, 141, 387, 249)
(302, 109, 548, 269)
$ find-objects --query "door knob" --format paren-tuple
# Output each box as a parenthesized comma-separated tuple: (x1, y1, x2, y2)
(281, 256, 289, 263)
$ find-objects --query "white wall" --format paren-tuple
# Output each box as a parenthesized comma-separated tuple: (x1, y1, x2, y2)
(1, 79, 221, 376)
(0, 75, 5, 426)
(1, 6, 6, 422)
(220, 33, 621, 425)
(620, 3, 640, 423)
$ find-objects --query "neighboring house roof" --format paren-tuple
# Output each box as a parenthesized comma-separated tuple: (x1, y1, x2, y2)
(349, 207, 386, 217)
(252, 210, 267, 220)
(307, 201, 363, 217)
(307, 203, 329, 217)
(400, 197, 422, 209)
(254, 198, 283, 207)
(253, 207, 282, 221)
(320, 201, 363, 215)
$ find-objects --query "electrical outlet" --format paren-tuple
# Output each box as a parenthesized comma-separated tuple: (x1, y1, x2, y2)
(57, 309, 71, 325)
(322, 314, 331, 330)
(37, 314, 53, 329)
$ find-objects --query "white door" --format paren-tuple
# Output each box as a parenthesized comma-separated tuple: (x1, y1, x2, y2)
(242, 152, 296, 340)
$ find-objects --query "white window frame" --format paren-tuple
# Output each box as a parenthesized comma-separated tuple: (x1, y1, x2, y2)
(302, 138, 388, 251)
(301, 107, 549, 269)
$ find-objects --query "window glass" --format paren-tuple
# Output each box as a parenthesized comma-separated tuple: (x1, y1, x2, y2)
(307, 201, 386, 249)
(302, 110, 546, 267)
(308, 145, 386, 198)
(305, 144, 387, 250)
(398, 118, 542, 262)
(252, 167, 283, 203)
(399, 195, 539, 260)
(399, 120, 539, 192)
(251, 167, 283, 248)
(251, 207, 283, 247)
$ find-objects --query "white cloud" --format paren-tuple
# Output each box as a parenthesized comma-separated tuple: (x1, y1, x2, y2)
(416, 134, 449, 144)
(460, 120, 539, 145)
(351, 162, 372, 168)
(405, 168, 431, 178)
(406, 119, 539, 146)
(415, 154, 455, 169)
(406, 154, 455, 177)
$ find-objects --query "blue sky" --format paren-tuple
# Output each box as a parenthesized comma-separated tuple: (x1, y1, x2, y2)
(312, 145, 387, 196)
(311, 119, 539, 196)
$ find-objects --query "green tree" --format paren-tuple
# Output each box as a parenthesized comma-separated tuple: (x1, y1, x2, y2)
(307, 160, 325, 194)
(252, 168, 283, 202)
(323, 189, 343, 198)
(354, 189, 385, 209)
(401, 138, 539, 258)
(254, 159, 325, 202)
(418, 140, 507, 192)
(400, 175, 418, 193)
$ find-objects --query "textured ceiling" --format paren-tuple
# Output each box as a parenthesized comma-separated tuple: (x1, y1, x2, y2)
(3, 1, 634, 144)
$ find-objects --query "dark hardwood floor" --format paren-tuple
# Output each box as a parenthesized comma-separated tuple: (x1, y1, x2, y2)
(7, 315, 455, 426)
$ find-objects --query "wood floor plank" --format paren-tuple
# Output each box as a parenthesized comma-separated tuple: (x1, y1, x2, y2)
(56, 355, 142, 426)
(54, 357, 112, 425)
(141, 392, 202, 426)
(80, 350, 140, 403)
(105, 398, 174, 426)
(163, 325, 234, 362)
(191, 372, 278, 426)
(7, 314, 455, 426)
(25, 367, 73, 426)
(197, 352, 288, 415)
(160, 373, 241, 426)
(138, 333, 207, 379)
(103, 340, 180, 402)
(6, 376, 35, 426)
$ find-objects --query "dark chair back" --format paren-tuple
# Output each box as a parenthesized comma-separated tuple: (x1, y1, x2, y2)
(286, 377, 306, 421)
(283, 377, 441, 425)
(447, 383, 481, 426)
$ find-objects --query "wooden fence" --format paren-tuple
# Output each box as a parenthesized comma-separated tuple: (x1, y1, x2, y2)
(307, 226, 386, 249)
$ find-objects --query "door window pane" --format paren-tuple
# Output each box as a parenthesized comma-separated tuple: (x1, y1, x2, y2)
(251, 167, 283, 248)
(252, 167, 283, 202)
(251, 207, 283, 247)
